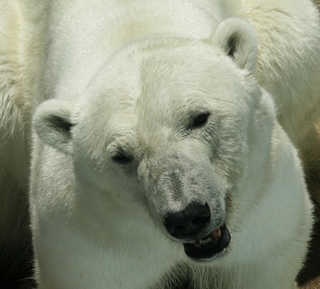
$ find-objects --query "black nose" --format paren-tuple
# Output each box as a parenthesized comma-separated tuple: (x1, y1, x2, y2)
(164, 202, 210, 239)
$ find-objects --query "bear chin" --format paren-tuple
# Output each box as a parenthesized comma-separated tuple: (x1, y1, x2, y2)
(183, 224, 231, 262)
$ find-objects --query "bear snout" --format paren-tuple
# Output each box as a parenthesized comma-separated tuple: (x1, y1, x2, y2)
(163, 202, 210, 240)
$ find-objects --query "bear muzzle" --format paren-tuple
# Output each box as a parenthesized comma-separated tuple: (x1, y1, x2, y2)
(163, 202, 231, 262)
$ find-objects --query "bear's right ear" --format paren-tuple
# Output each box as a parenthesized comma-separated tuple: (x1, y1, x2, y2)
(211, 18, 258, 73)
(33, 99, 74, 155)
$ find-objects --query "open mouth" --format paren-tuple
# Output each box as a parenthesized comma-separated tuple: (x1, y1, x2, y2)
(183, 224, 231, 261)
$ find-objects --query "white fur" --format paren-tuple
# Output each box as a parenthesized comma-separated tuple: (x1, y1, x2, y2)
(0, 0, 43, 282)
(0, 0, 318, 288)
(31, 37, 313, 287)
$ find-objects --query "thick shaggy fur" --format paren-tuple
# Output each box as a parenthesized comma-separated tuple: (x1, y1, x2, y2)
(0, 0, 319, 288)
(0, 1, 42, 286)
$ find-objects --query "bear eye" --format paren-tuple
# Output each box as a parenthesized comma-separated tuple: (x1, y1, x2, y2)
(189, 113, 211, 130)
(112, 151, 134, 165)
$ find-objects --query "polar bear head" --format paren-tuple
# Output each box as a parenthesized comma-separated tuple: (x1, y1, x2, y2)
(33, 18, 275, 262)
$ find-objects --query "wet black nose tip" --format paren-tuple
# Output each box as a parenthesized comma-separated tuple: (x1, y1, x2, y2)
(163, 202, 210, 239)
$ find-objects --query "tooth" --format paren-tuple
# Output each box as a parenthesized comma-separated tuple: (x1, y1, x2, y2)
(211, 228, 221, 239)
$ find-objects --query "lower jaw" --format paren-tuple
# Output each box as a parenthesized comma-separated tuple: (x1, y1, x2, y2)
(183, 244, 229, 262)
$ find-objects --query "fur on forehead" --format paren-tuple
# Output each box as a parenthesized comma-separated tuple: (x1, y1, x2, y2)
(136, 45, 253, 129)
(71, 36, 255, 159)
(73, 26, 257, 118)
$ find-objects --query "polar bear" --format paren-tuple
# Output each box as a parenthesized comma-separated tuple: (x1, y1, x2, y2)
(0, 0, 319, 288)
(26, 0, 316, 288)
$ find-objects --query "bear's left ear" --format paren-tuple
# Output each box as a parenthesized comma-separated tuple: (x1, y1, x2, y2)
(211, 18, 258, 73)
(33, 99, 74, 155)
